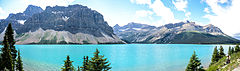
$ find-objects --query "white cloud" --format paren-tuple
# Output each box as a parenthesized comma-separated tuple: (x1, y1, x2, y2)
(133, 10, 154, 25)
(172, 0, 191, 20)
(203, 0, 240, 36)
(219, 0, 228, 3)
(185, 12, 191, 20)
(135, 10, 153, 18)
(150, 0, 177, 26)
(130, 0, 152, 5)
(204, 7, 210, 13)
(172, 0, 188, 12)
(0, 7, 6, 19)
(131, 0, 178, 26)
(0, 7, 4, 14)
(0, 0, 75, 19)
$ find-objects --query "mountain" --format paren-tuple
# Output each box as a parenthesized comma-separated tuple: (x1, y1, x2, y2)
(6, 5, 44, 21)
(113, 21, 240, 44)
(0, 5, 124, 44)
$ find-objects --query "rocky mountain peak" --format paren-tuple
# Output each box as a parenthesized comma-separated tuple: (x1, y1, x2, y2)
(113, 21, 240, 44)
(113, 24, 120, 28)
(6, 5, 43, 20)
(123, 22, 155, 29)
(0, 4, 124, 44)
(23, 5, 43, 16)
(203, 24, 224, 35)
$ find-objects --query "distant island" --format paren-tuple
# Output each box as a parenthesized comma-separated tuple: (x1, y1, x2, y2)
(0, 4, 239, 44)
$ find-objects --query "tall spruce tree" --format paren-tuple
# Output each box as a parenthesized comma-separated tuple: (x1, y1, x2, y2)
(235, 45, 240, 52)
(228, 47, 232, 56)
(61, 55, 74, 71)
(0, 51, 2, 70)
(89, 49, 111, 71)
(77, 66, 80, 71)
(231, 47, 234, 54)
(16, 50, 24, 71)
(210, 46, 219, 65)
(219, 46, 225, 59)
(81, 56, 89, 71)
(5, 23, 17, 69)
(185, 51, 204, 71)
(0, 36, 14, 71)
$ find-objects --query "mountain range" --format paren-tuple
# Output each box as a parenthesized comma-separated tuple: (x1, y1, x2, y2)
(0, 5, 124, 44)
(113, 21, 240, 44)
(0, 4, 239, 44)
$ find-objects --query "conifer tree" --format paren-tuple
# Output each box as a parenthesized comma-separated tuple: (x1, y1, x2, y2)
(231, 47, 234, 54)
(0, 36, 14, 71)
(235, 44, 240, 52)
(219, 46, 225, 58)
(0, 52, 2, 70)
(61, 55, 74, 71)
(89, 49, 111, 71)
(210, 46, 219, 65)
(77, 66, 80, 71)
(16, 50, 24, 71)
(5, 23, 17, 69)
(185, 51, 204, 71)
(81, 56, 89, 71)
(228, 47, 232, 56)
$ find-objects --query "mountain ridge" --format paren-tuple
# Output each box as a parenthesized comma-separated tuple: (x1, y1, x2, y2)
(0, 4, 125, 44)
(113, 21, 240, 44)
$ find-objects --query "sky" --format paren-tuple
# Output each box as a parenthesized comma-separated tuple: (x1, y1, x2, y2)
(0, 0, 239, 39)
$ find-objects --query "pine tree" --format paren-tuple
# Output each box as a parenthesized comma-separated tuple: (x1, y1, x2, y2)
(0, 52, 2, 70)
(89, 49, 111, 71)
(77, 66, 80, 71)
(235, 44, 240, 52)
(61, 55, 74, 71)
(81, 56, 89, 71)
(16, 50, 24, 71)
(228, 47, 232, 56)
(219, 46, 225, 59)
(185, 51, 204, 71)
(210, 46, 219, 65)
(0, 36, 14, 71)
(5, 23, 17, 69)
(231, 47, 235, 54)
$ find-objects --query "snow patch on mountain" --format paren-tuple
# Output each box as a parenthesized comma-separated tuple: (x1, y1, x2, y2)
(52, 11, 64, 14)
(62, 16, 69, 21)
(17, 20, 26, 24)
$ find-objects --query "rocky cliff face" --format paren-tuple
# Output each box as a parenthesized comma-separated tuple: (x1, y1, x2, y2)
(113, 21, 240, 44)
(0, 5, 124, 44)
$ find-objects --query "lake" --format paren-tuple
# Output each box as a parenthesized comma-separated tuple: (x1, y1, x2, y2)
(15, 44, 233, 71)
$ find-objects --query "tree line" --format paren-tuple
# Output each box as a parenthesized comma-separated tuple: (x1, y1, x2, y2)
(61, 49, 111, 71)
(0, 23, 24, 71)
(185, 45, 240, 71)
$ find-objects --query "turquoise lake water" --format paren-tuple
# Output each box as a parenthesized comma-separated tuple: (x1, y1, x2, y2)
(14, 44, 233, 71)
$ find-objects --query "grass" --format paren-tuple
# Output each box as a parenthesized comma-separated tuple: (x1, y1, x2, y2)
(207, 52, 240, 71)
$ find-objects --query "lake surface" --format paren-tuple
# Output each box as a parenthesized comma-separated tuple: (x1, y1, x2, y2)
(14, 44, 233, 71)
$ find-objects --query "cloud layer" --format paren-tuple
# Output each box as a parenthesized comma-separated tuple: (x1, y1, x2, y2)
(131, 0, 183, 26)
(203, 0, 240, 36)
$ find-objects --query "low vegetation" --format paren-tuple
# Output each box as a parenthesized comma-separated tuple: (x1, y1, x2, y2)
(207, 45, 240, 71)
(186, 45, 240, 71)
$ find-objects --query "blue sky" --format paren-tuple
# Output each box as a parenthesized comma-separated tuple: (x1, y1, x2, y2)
(0, 0, 239, 38)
